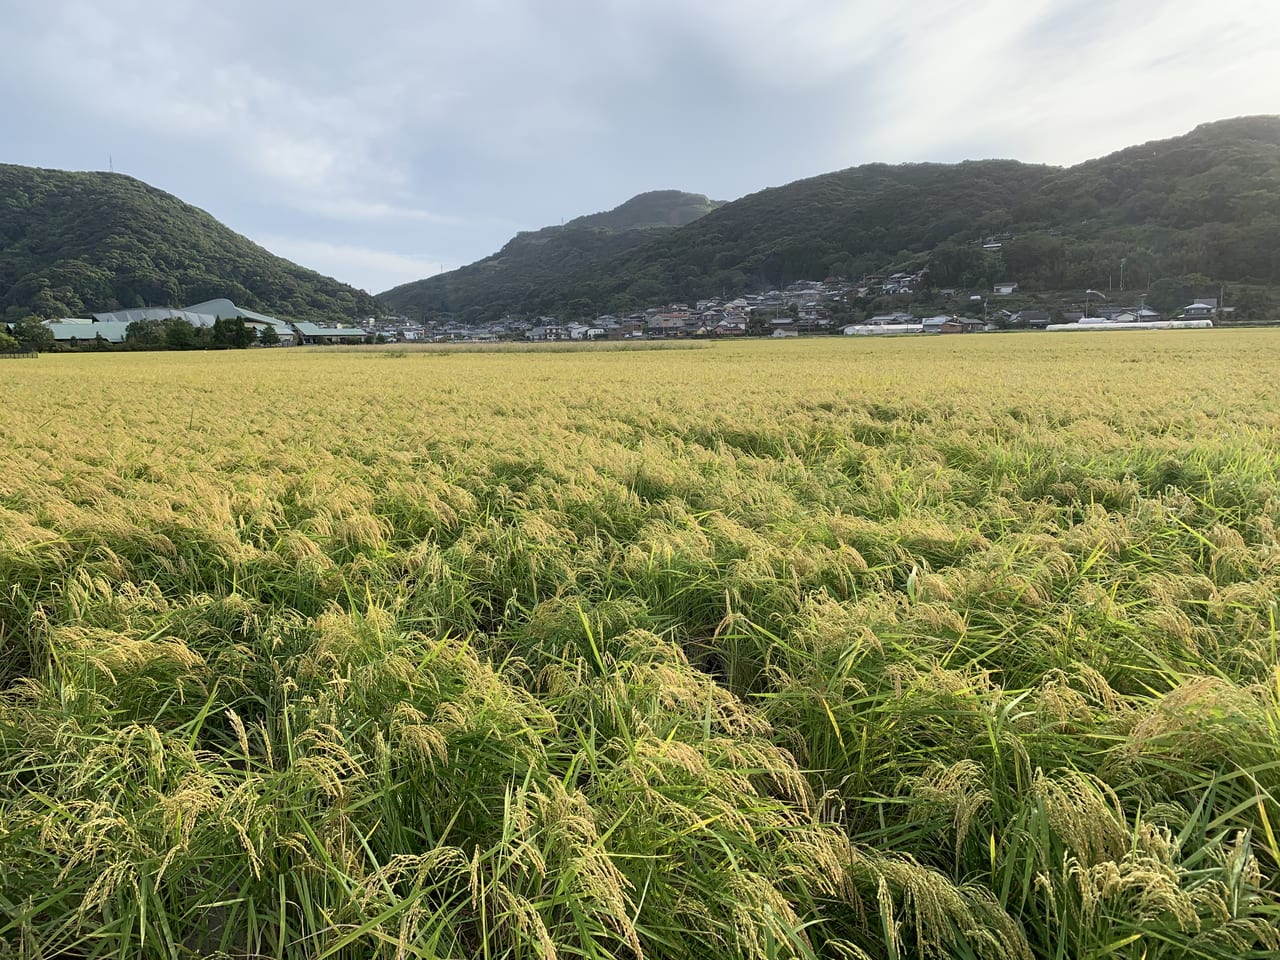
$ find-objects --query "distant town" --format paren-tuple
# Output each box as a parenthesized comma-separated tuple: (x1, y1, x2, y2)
(366, 271, 1225, 344)
(7, 270, 1234, 352)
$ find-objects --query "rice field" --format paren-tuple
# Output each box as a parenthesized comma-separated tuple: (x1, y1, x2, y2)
(2, 331, 1280, 959)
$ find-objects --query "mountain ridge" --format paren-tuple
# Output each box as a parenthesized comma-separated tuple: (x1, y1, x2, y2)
(568, 190, 723, 231)
(380, 115, 1280, 321)
(380, 189, 724, 319)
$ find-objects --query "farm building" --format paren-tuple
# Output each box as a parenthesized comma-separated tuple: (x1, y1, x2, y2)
(941, 317, 988, 334)
(292, 322, 371, 345)
(182, 299, 299, 344)
(88, 299, 300, 345)
(43, 318, 132, 344)
(43, 299, 372, 346)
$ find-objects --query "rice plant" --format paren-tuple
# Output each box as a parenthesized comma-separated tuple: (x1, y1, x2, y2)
(3, 332, 1280, 958)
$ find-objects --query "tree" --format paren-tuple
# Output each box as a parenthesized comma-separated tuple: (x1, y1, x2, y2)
(0, 329, 20, 352)
(258, 324, 281, 346)
(1228, 287, 1274, 321)
(165, 318, 197, 350)
(209, 317, 231, 348)
(126, 318, 166, 347)
(228, 318, 253, 348)
(0, 165, 381, 324)
(1147, 274, 1213, 315)
(11, 316, 54, 351)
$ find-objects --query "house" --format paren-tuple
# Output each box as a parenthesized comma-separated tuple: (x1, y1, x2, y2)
(941, 317, 987, 334)
(771, 328, 799, 338)
(647, 312, 689, 335)
(1011, 309, 1050, 328)
(993, 282, 1018, 295)
(527, 324, 567, 341)
(1180, 302, 1216, 318)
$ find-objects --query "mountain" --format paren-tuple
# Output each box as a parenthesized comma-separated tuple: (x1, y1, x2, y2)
(0, 165, 380, 323)
(571, 190, 723, 230)
(381, 116, 1280, 322)
(379, 190, 721, 320)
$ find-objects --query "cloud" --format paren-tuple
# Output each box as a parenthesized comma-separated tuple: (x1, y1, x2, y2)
(256, 237, 460, 294)
(2, 2, 409, 215)
(845, 0, 1280, 165)
(3, 0, 1278, 293)
(295, 198, 461, 226)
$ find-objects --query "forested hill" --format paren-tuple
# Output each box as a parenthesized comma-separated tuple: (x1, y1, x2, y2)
(570, 190, 723, 230)
(379, 190, 722, 319)
(0, 165, 380, 323)
(382, 116, 1280, 322)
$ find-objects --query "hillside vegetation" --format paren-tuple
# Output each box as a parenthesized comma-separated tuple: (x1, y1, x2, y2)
(0, 165, 381, 323)
(381, 190, 720, 320)
(571, 190, 722, 230)
(381, 116, 1280, 321)
(3, 335, 1280, 958)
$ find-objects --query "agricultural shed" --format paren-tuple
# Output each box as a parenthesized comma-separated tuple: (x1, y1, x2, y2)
(1046, 318, 1214, 331)
(92, 306, 219, 327)
(45, 319, 132, 344)
(941, 317, 988, 333)
(90, 299, 300, 345)
(292, 321, 370, 344)
(184, 299, 297, 344)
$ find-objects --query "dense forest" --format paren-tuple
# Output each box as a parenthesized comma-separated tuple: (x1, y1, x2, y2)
(380, 191, 722, 320)
(381, 116, 1280, 322)
(0, 165, 380, 323)
(571, 190, 723, 230)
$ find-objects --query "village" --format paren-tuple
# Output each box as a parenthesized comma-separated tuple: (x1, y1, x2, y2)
(12, 271, 1226, 351)
(364, 270, 1226, 344)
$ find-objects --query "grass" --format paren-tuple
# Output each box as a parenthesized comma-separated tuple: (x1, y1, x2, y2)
(2, 331, 1280, 958)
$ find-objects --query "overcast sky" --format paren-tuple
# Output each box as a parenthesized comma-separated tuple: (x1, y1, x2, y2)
(3, 0, 1277, 294)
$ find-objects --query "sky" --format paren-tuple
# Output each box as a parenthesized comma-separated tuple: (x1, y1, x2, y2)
(3, 0, 1278, 294)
